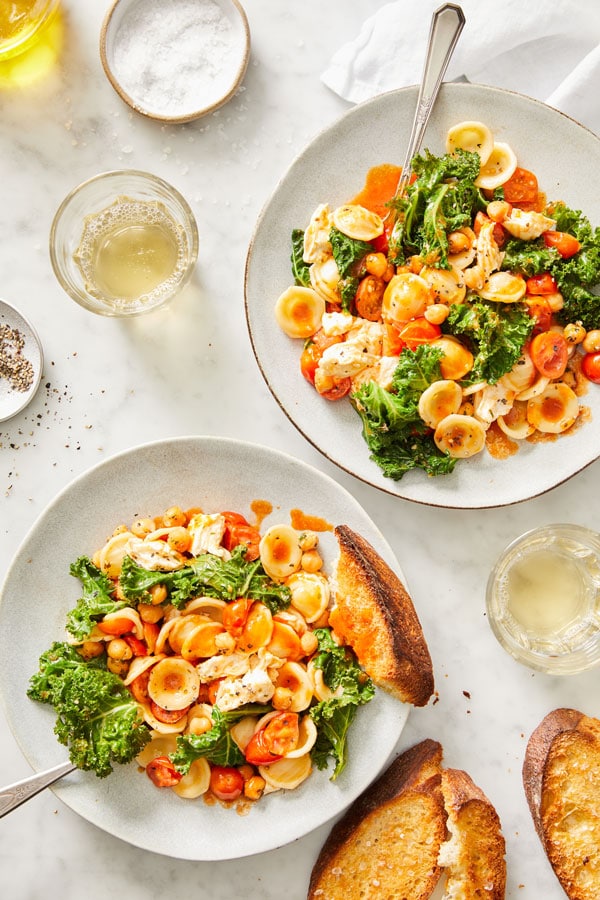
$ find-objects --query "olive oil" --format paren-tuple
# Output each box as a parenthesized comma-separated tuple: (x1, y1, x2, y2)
(506, 549, 585, 634)
(0, 0, 58, 59)
(74, 196, 188, 311)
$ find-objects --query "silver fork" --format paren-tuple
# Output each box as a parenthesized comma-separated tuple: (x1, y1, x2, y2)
(0, 760, 76, 818)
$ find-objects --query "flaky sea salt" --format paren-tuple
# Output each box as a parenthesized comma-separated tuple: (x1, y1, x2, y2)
(108, 0, 248, 118)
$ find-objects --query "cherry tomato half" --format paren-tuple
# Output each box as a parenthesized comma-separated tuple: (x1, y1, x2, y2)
(123, 634, 147, 657)
(525, 273, 558, 296)
(543, 231, 581, 259)
(473, 211, 506, 247)
(582, 352, 600, 384)
(354, 275, 385, 321)
(245, 712, 300, 766)
(146, 756, 182, 788)
(222, 513, 261, 560)
(149, 700, 190, 725)
(222, 597, 253, 638)
(398, 317, 441, 350)
(97, 617, 133, 636)
(209, 766, 244, 801)
(501, 167, 538, 205)
(129, 668, 151, 704)
(320, 378, 353, 401)
(530, 331, 569, 379)
(525, 296, 553, 337)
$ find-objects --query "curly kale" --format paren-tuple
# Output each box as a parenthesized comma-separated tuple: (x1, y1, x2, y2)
(28, 642, 149, 777)
(291, 228, 311, 287)
(351, 345, 455, 480)
(309, 629, 375, 779)
(119, 544, 291, 613)
(171, 705, 270, 774)
(66, 556, 128, 641)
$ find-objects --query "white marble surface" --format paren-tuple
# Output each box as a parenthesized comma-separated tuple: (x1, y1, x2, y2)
(0, 2, 599, 898)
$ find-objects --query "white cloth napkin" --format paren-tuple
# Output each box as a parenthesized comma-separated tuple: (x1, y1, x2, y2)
(321, 0, 600, 135)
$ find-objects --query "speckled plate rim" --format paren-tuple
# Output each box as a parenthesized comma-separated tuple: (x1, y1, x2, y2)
(0, 436, 410, 860)
(0, 298, 43, 422)
(99, 0, 251, 124)
(245, 82, 600, 509)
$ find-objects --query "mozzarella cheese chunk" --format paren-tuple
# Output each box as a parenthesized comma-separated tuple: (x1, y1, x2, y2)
(215, 663, 275, 711)
(463, 221, 504, 291)
(188, 513, 229, 559)
(127, 537, 185, 571)
(303, 203, 333, 263)
(502, 208, 556, 241)
(196, 651, 250, 682)
(321, 311, 354, 337)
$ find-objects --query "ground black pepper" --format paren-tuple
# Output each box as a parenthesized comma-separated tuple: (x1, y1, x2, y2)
(0, 323, 34, 392)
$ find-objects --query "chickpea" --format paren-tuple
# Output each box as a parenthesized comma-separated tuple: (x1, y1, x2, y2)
(107, 657, 130, 677)
(298, 530, 318, 551)
(424, 303, 450, 325)
(383, 262, 395, 282)
(300, 630, 319, 656)
(583, 329, 600, 354)
(238, 764, 254, 781)
(459, 400, 475, 417)
(409, 255, 424, 274)
(107, 638, 133, 661)
(364, 252, 388, 278)
(163, 505, 187, 528)
(131, 517, 155, 538)
(545, 291, 564, 313)
(187, 715, 212, 735)
(139, 603, 164, 624)
(112, 524, 129, 537)
(447, 230, 471, 254)
(78, 641, 105, 660)
(272, 686, 293, 710)
(564, 322, 586, 344)
(149, 583, 168, 605)
(301, 549, 323, 573)
(244, 775, 266, 801)
(486, 200, 512, 223)
(167, 527, 192, 554)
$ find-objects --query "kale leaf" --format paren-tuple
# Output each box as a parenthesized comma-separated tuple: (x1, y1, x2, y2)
(444, 300, 534, 385)
(291, 228, 311, 287)
(27, 641, 149, 778)
(66, 556, 128, 640)
(170, 705, 270, 773)
(390, 149, 483, 267)
(551, 204, 600, 330)
(329, 227, 372, 278)
(309, 628, 375, 779)
(501, 238, 559, 278)
(350, 345, 455, 480)
(119, 544, 291, 613)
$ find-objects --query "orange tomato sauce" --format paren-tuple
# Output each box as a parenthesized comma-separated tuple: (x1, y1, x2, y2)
(351, 163, 402, 217)
(485, 422, 519, 460)
(289, 508, 333, 533)
(250, 499, 273, 529)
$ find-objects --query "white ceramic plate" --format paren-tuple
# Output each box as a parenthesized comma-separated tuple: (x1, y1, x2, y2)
(0, 437, 409, 859)
(245, 83, 600, 508)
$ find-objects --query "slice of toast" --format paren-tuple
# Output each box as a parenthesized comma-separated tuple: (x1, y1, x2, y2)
(329, 524, 434, 707)
(523, 708, 600, 900)
(308, 739, 446, 900)
(438, 768, 507, 899)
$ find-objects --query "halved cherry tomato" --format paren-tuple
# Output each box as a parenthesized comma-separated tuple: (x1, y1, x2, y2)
(142, 622, 160, 654)
(209, 766, 244, 801)
(383, 322, 405, 356)
(320, 378, 353, 401)
(371, 231, 389, 255)
(526, 273, 558, 295)
(146, 756, 182, 788)
(501, 167, 538, 205)
(123, 634, 147, 657)
(97, 617, 133, 636)
(300, 330, 343, 386)
(398, 317, 441, 350)
(222, 597, 252, 638)
(530, 331, 569, 379)
(222, 513, 261, 560)
(129, 668, 151, 704)
(245, 711, 299, 766)
(543, 231, 581, 259)
(524, 296, 553, 337)
(149, 700, 190, 724)
(354, 275, 385, 321)
(207, 678, 224, 705)
(582, 352, 600, 384)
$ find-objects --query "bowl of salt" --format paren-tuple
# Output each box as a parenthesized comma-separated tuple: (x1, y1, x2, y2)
(100, 0, 251, 123)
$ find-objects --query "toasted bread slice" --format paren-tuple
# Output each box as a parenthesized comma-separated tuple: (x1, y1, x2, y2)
(308, 739, 446, 900)
(329, 525, 434, 707)
(438, 768, 506, 899)
(523, 708, 600, 900)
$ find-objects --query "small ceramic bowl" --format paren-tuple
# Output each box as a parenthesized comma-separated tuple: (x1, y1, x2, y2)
(486, 524, 600, 675)
(100, 0, 250, 123)
(0, 299, 43, 421)
(49, 170, 199, 317)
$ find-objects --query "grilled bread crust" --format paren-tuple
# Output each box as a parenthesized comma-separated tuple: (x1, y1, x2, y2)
(330, 525, 434, 707)
(523, 708, 600, 900)
(439, 768, 507, 899)
(308, 739, 446, 900)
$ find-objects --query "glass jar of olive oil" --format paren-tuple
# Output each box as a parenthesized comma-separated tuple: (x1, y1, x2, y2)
(0, 0, 59, 60)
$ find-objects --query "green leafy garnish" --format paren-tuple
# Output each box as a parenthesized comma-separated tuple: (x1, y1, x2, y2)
(65, 556, 128, 640)
(291, 228, 311, 287)
(551, 204, 600, 331)
(119, 545, 291, 613)
(351, 345, 455, 481)
(329, 227, 373, 278)
(309, 629, 375, 779)
(27, 642, 149, 778)
(444, 300, 534, 385)
(171, 705, 270, 773)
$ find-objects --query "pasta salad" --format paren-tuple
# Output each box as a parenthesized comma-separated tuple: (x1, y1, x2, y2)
(28, 505, 374, 807)
(275, 120, 600, 481)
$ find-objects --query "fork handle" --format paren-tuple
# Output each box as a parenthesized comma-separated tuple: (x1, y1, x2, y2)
(0, 761, 76, 818)
(395, 3, 466, 198)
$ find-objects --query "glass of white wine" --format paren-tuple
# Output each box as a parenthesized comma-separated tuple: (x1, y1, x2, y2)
(486, 524, 600, 675)
(50, 170, 199, 316)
